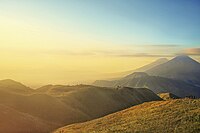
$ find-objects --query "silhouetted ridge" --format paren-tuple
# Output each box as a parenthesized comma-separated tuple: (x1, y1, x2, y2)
(0, 79, 33, 94)
(124, 72, 149, 79)
(154, 58, 168, 63)
(172, 55, 199, 63)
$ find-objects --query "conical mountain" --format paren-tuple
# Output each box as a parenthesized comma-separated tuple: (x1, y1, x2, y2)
(146, 55, 200, 86)
(133, 58, 169, 72)
(123, 72, 149, 79)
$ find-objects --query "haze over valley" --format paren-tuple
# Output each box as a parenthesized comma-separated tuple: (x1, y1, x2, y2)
(0, 55, 200, 133)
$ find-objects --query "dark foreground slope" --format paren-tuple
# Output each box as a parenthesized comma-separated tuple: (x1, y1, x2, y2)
(0, 80, 161, 133)
(54, 99, 200, 133)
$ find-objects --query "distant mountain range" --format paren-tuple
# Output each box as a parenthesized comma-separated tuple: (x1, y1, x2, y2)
(93, 55, 200, 98)
(146, 55, 200, 86)
(0, 80, 161, 133)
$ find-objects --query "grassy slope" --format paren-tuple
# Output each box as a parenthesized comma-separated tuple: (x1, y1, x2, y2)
(55, 99, 200, 133)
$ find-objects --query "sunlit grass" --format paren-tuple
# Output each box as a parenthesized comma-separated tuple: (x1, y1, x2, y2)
(55, 99, 200, 133)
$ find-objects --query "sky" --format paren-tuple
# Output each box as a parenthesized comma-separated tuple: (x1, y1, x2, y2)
(0, 0, 200, 87)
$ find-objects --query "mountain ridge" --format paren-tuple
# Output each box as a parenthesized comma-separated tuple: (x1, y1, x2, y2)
(93, 56, 200, 97)
(93, 72, 200, 98)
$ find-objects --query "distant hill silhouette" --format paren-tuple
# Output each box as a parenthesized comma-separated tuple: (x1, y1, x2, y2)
(146, 55, 200, 86)
(93, 72, 200, 98)
(0, 79, 33, 94)
(54, 99, 200, 133)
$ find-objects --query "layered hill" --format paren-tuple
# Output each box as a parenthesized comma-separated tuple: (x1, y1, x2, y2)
(0, 90, 85, 133)
(0, 79, 34, 94)
(54, 99, 200, 133)
(146, 55, 200, 86)
(0, 80, 161, 133)
(37, 85, 161, 120)
(93, 72, 200, 98)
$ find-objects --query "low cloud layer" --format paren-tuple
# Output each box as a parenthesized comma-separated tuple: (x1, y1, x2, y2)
(182, 48, 200, 55)
(118, 53, 174, 57)
(143, 44, 180, 47)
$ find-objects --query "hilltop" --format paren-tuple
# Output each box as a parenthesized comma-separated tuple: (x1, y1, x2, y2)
(54, 99, 200, 133)
(0, 79, 33, 94)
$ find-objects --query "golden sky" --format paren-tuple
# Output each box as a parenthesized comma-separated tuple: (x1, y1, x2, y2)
(0, 14, 170, 87)
(0, 1, 199, 88)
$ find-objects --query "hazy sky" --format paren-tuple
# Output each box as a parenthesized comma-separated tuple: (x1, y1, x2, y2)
(0, 0, 199, 87)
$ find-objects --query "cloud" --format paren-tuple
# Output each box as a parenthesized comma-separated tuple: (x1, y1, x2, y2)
(137, 44, 180, 48)
(117, 53, 174, 57)
(38, 49, 96, 56)
(12, 44, 198, 58)
(40, 48, 176, 58)
(181, 48, 200, 55)
(184, 48, 200, 55)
